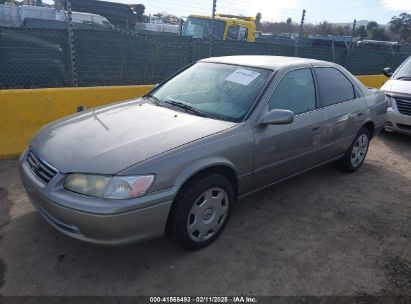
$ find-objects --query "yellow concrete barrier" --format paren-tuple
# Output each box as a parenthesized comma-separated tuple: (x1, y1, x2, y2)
(0, 85, 154, 159)
(0, 74, 388, 159)
(356, 74, 388, 88)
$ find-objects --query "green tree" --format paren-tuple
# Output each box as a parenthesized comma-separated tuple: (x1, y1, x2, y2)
(371, 27, 389, 41)
(317, 21, 334, 35)
(255, 12, 262, 30)
(255, 12, 262, 24)
(335, 25, 350, 36)
(286, 17, 292, 25)
(389, 13, 411, 42)
(366, 21, 378, 31)
(357, 25, 368, 38)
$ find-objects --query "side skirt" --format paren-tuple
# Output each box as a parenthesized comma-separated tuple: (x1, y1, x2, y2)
(238, 154, 344, 200)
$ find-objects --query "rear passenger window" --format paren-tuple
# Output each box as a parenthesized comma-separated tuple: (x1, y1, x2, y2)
(268, 68, 316, 115)
(315, 67, 355, 106)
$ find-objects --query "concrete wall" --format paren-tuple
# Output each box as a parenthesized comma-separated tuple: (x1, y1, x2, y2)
(0, 85, 154, 159)
(356, 74, 388, 89)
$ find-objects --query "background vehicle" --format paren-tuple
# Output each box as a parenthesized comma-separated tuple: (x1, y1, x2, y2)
(135, 15, 179, 34)
(69, 11, 113, 28)
(182, 13, 256, 42)
(356, 39, 401, 51)
(0, 4, 19, 27)
(0, 4, 113, 29)
(381, 56, 411, 135)
(20, 56, 386, 250)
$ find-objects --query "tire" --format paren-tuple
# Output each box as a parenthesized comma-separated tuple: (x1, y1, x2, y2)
(336, 127, 371, 173)
(171, 173, 234, 250)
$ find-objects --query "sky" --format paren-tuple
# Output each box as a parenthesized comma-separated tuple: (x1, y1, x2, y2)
(45, 0, 411, 24)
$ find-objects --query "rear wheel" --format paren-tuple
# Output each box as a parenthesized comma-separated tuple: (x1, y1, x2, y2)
(336, 127, 370, 173)
(171, 174, 234, 250)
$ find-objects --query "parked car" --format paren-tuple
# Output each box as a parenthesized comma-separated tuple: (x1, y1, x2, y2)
(381, 56, 411, 135)
(20, 56, 387, 250)
(0, 4, 113, 29)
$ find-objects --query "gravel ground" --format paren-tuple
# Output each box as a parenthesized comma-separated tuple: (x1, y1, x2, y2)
(0, 131, 410, 296)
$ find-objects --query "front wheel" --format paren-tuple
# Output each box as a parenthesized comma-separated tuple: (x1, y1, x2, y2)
(336, 127, 371, 173)
(171, 174, 234, 250)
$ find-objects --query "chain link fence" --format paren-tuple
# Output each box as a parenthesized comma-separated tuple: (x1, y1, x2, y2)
(1, 25, 411, 89)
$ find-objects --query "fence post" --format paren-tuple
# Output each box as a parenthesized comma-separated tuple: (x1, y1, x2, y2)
(344, 41, 350, 69)
(66, 0, 78, 87)
(294, 9, 306, 57)
(209, 0, 217, 57)
(389, 45, 395, 68)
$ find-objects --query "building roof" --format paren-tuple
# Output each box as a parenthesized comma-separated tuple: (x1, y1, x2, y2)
(201, 55, 328, 70)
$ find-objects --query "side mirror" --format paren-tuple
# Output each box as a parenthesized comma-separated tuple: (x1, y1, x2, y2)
(259, 109, 294, 126)
(382, 67, 393, 78)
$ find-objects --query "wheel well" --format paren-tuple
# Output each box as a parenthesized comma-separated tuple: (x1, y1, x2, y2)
(363, 121, 375, 138)
(165, 165, 239, 235)
(179, 165, 239, 201)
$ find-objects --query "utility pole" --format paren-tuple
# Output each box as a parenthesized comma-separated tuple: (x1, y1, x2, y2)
(65, 0, 78, 86)
(351, 19, 357, 49)
(209, 0, 217, 57)
(345, 19, 357, 68)
(294, 9, 306, 57)
(351, 19, 357, 38)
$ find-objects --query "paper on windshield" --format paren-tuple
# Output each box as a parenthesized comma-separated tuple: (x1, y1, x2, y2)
(225, 68, 260, 86)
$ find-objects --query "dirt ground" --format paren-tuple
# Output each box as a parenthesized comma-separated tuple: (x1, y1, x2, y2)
(0, 131, 410, 296)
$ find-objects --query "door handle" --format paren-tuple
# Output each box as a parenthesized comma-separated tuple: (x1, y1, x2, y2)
(357, 112, 364, 117)
(312, 126, 320, 131)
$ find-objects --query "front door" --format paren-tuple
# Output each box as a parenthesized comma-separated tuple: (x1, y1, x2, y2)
(252, 68, 323, 190)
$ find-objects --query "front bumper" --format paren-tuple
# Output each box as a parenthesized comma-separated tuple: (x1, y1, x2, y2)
(19, 153, 174, 246)
(385, 107, 411, 136)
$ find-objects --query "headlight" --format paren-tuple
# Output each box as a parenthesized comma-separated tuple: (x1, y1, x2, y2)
(64, 174, 155, 199)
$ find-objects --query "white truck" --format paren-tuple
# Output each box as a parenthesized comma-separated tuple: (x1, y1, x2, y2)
(0, 4, 113, 28)
(135, 15, 179, 34)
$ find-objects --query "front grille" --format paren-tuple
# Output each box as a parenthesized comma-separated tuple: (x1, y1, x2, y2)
(397, 123, 411, 131)
(395, 99, 411, 116)
(26, 150, 57, 184)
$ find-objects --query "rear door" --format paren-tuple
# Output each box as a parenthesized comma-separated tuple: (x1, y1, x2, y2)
(252, 68, 323, 190)
(313, 67, 366, 160)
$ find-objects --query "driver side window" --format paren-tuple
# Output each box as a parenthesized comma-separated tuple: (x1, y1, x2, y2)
(227, 25, 240, 40)
(267, 68, 316, 115)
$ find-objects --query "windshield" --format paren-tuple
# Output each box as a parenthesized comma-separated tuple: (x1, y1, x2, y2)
(182, 17, 225, 40)
(151, 62, 272, 122)
(394, 57, 411, 80)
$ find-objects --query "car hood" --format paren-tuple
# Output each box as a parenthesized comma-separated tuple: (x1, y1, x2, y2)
(31, 100, 235, 174)
(381, 79, 411, 95)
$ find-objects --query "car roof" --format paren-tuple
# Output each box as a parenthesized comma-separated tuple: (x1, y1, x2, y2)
(200, 55, 331, 70)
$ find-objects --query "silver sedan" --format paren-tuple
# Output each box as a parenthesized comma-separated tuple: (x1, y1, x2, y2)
(20, 56, 387, 250)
